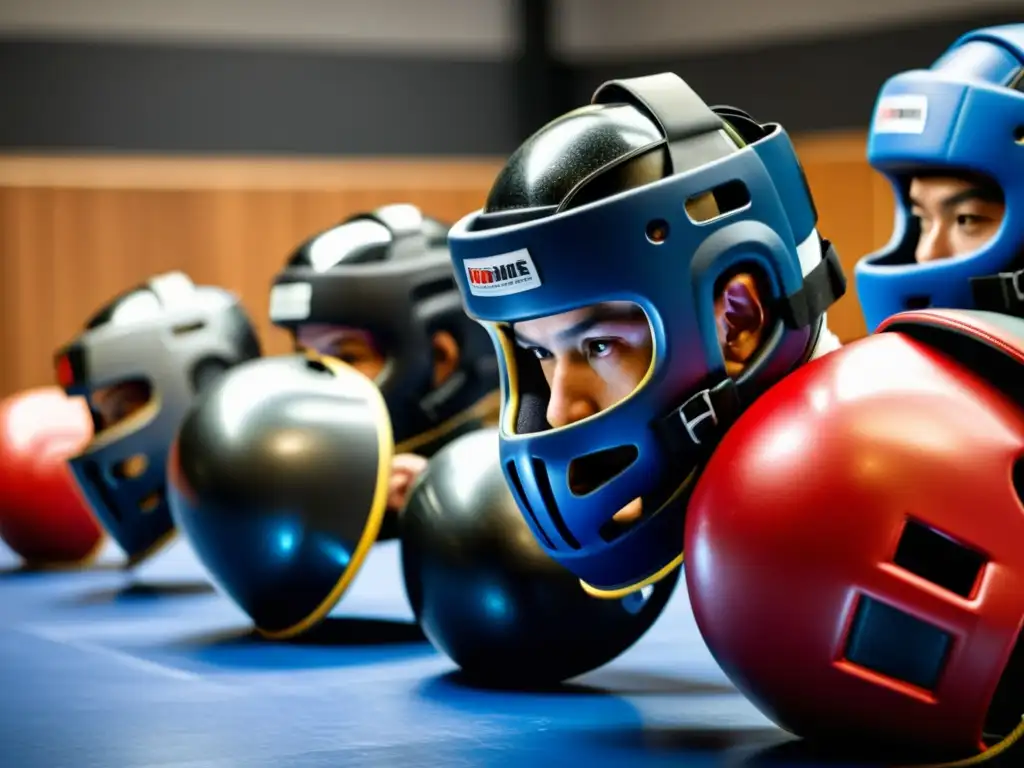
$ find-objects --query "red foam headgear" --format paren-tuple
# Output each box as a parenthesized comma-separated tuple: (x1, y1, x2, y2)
(0, 387, 104, 565)
(685, 310, 1024, 762)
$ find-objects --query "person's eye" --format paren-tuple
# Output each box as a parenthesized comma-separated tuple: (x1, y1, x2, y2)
(955, 213, 987, 229)
(526, 346, 552, 361)
(585, 339, 616, 359)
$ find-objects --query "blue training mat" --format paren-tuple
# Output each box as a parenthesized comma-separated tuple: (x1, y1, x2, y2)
(0, 536, 866, 767)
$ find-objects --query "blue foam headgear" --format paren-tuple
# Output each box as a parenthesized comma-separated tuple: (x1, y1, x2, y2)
(856, 24, 1024, 331)
(446, 73, 846, 594)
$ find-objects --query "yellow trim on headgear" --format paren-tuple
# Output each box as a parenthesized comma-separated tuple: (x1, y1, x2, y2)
(486, 293, 688, 600)
(911, 716, 1024, 767)
(577, 465, 698, 599)
(80, 395, 162, 453)
(394, 389, 501, 455)
(256, 352, 394, 641)
(491, 318, 660, 439)
(720, 119, 747, 149)
(581, 553, 684, 600)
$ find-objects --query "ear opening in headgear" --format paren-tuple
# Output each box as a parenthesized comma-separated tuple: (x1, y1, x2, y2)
(303, 354, 334, 375)
(713, 260, 773, 299)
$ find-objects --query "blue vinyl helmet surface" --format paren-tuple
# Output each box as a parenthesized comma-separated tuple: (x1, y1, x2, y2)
(447, 74, 846, 594)
(856, 25, 1024, 331)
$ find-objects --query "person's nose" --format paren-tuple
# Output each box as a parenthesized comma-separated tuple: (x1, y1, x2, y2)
(916, 224, 953, 263)
(545, 360, 599, 428)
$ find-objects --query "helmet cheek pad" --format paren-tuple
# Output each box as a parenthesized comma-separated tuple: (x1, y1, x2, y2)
(857, 36, 1024, 330)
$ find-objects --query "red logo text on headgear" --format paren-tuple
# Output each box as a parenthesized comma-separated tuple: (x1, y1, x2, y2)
(463, 249, 542, 297)
(873, 94, 928, 135)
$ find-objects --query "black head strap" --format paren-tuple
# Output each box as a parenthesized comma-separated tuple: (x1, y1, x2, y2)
(775, 239, 847, 329)
(592, 73, 727, 176)
(971, 268, 1024, 318)
(655, 377, 743, 465)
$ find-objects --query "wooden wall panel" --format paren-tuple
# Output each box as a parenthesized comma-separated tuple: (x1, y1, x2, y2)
(0, 159, 503, 398)
(0, 135, 894, 399)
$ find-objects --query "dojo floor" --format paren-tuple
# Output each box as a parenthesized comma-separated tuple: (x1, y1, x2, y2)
(0, 536, 871, 767)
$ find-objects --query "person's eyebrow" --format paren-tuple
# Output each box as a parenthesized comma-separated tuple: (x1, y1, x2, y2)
(939, 186, 1004, 209)
(512, 305, 645, 348)
(908, 186, 1004, 210)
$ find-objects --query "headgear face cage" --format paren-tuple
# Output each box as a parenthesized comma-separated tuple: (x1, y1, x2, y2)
(269, 204, 499, 455)
(447, 73, 846, 594)
(856, 25, 1024, 331)
(55, 272, 262, 563)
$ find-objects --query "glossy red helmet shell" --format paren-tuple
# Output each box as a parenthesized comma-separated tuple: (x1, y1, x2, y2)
(685, 309, 1024, 758)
